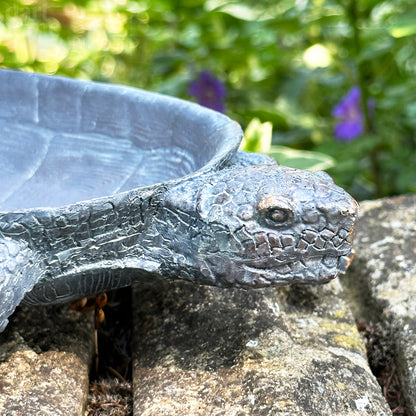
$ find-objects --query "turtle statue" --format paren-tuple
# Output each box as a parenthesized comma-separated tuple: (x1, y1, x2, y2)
(0, 70, 358, 332)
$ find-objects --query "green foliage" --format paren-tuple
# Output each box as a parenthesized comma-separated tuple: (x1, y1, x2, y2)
(240, 118, 272, 154)
(269, 146, 335, 172)
(0, 0, 415, 199)
(240, 118, 334, 172)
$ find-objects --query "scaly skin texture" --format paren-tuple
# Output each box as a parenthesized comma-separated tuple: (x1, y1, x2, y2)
(0, 70, 358, 333)
(0, 238, 42, 332)
(0, 154, 358, 333)
(162, 159, 358, 287)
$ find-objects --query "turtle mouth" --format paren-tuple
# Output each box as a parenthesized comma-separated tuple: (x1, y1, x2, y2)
(230, 222, 355, 287)
(238, 253, 353, 287)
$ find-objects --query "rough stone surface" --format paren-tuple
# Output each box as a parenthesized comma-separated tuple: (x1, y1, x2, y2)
(342, 194, 416, 415)
(0, 304, 94, 416)
(132, 280, 390, 415)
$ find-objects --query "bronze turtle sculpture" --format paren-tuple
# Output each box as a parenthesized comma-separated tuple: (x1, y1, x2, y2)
(0, 70, 358, 332)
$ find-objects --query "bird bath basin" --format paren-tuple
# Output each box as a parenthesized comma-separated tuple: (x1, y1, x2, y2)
(0, 70, 358, 332)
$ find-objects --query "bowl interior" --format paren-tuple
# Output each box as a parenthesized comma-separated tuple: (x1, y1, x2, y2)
(0, 70, 241, 211)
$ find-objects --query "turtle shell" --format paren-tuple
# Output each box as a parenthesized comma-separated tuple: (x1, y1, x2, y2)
(0, 70, 242, 211)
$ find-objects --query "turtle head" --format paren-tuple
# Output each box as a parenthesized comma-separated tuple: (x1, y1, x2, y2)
(187, 164, 358, 287)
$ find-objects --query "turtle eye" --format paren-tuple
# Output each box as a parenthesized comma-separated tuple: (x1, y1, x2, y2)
(268, 208, 289, 224)
(257, 196, 294, 228)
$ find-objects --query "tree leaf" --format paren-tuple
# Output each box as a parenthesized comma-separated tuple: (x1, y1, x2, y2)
(268, 145, 336, 171)
(240, 118, 273, 154)
(388, 14, 416, 38)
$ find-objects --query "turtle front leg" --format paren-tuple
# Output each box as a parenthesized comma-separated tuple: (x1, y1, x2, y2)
(0, 237, 45, 332)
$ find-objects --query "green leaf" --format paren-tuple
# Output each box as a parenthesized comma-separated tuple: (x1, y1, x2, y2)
(268, 146, 336, 171)
(204, 0, 287, 21)
(240, 118, 273, 154)
(388, 14, 416, 38)
(244, 109, 289, 130)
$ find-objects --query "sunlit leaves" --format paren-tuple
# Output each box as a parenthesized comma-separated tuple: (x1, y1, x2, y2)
(0, 0, 415, 198)
(240, 118, 273, 154)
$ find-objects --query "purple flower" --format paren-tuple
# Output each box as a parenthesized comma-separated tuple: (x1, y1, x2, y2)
(332, 86, 366, 142)
(189, 71, 226, 113)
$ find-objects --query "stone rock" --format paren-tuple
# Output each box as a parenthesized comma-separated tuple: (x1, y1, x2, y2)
(342, 194, 416, 415)
(132, 280, 390, 415)
(0, 304, 94, 416)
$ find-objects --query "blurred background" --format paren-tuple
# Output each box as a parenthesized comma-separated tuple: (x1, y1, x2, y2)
(0, 0, 415, 200)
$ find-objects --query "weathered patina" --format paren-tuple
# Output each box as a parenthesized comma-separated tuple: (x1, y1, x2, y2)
(0, 70, 358, 332)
